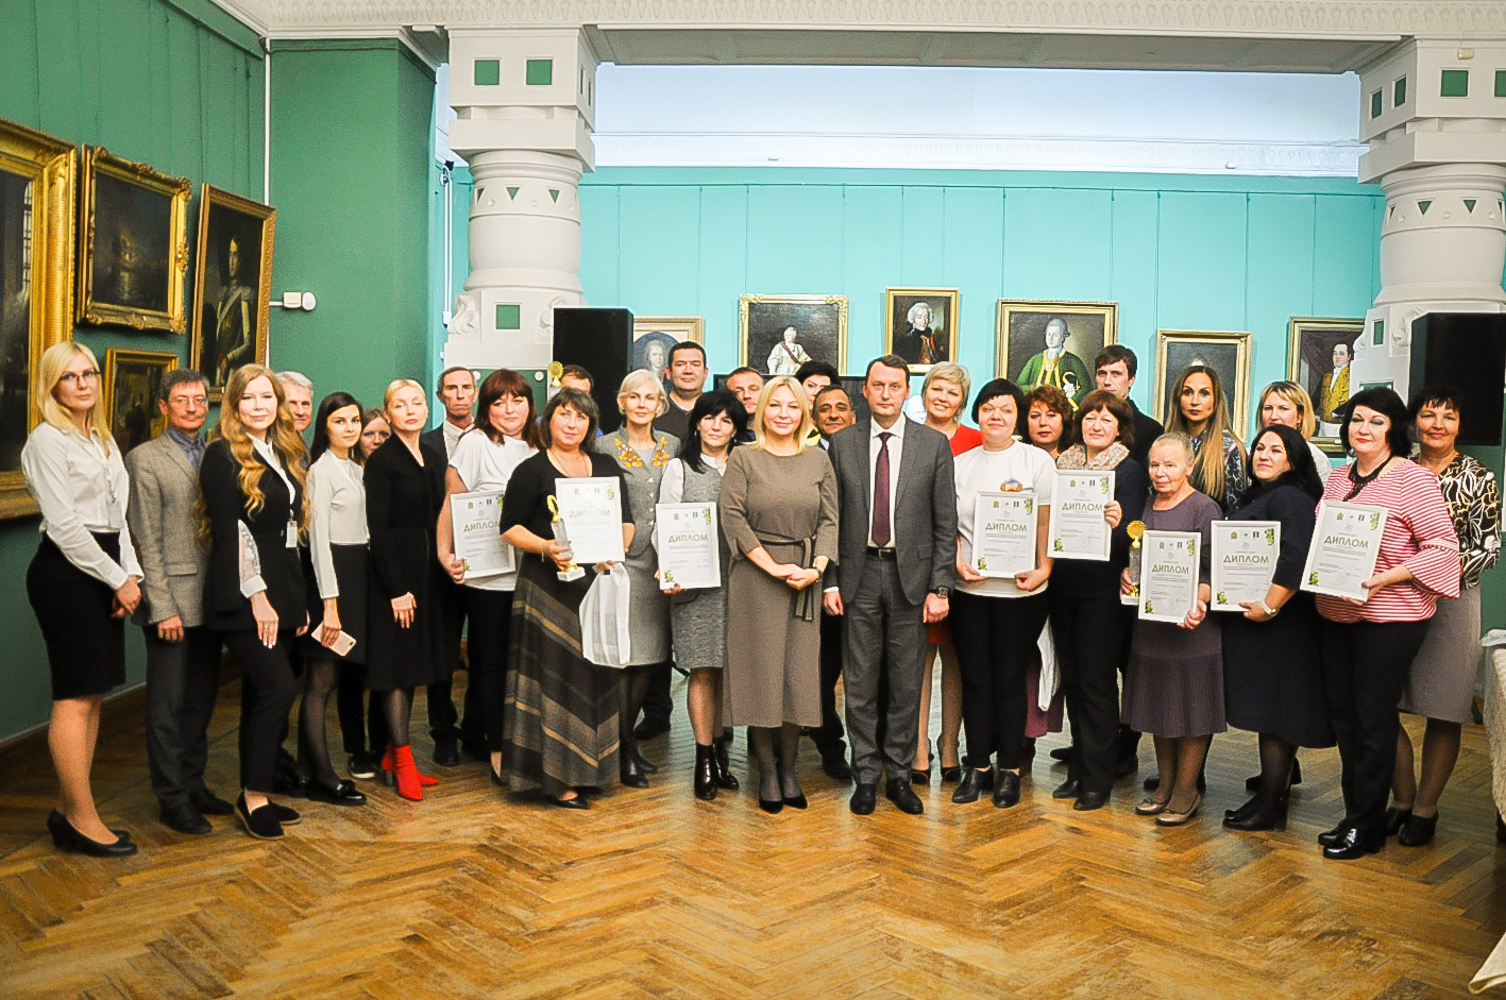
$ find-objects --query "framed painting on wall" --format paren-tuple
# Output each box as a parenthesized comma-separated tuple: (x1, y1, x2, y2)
(997, 300, 1117, 407)
(191, 184, 275, 398)
(76, 146, 190, 334)
(885, 287, 958, 372)
(1153, 329, 1254, 440)
(739, 294, 847, 377)
(1287, 316, 1364, 450)
(631, 315, 703, 384)
(0, 117, 76, 519)
(103, 348, 177, 456)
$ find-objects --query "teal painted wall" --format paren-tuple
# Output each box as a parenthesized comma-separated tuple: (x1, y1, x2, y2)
(0, 0, 264, 741)
(268, 39, 436, 413)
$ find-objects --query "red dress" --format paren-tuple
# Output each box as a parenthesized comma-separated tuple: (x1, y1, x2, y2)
(929, 424, 984, 647)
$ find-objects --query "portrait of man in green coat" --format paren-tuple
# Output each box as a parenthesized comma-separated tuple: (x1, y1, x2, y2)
(1015, 316, 1092, 405)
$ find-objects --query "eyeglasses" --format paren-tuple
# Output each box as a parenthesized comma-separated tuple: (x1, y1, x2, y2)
(57, 370, 100, 386)
(168, 395, 209, 409)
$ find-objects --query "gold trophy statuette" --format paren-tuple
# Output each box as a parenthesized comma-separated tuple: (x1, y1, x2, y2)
(546, 494, 585, 582)
(546, 361, 564, 393)
(1122, 519, 1145, 607)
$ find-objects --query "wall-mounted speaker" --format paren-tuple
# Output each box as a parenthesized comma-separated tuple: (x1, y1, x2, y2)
(553, 308, 633, 433)
(1408, 312, 1506, 447)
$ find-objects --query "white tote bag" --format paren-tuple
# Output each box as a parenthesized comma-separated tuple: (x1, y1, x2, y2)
(580, 565, 632, 668)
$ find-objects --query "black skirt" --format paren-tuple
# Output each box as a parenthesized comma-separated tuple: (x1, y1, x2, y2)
(296, 544, 369, 665)
(27, 533, 126, 700)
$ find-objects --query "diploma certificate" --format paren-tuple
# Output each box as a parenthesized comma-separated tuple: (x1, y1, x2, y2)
(1210, 521, 1280, 612)
(1138, 530, 1201, 624)
(655, 503, 721, 591)
(1047, 471, 1114, 561)
(451, 490, 514, 577)
(555, 477, 626, 564)
(1301, 500, 1388, 601)
(971, 492, 1037, 578)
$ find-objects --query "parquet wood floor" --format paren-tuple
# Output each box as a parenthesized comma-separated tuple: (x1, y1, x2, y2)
(0, 670, 1503, 999)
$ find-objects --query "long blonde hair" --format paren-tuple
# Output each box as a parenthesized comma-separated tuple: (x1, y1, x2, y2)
(1166, 365, 1244, 507)
(35, 342, 115, 455)
(215, 364, 309, 525)
(751, 375, 814, 451)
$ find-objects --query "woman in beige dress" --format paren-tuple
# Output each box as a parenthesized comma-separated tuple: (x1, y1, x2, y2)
(721, 376, 838, 814)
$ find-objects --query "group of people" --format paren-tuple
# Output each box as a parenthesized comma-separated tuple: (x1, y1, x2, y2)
(23, 332, 1499, 863)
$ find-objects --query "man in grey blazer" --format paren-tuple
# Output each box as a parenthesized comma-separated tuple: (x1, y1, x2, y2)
(125, 369, 230, 834)
(823, 355, 957, 815)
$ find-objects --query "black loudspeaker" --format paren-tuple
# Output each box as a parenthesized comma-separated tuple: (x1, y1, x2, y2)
(554, 307, 633, 433)
(1408, 312, 1506, 447)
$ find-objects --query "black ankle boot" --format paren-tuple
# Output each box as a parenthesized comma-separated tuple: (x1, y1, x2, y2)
(713, 735, 740, 790)
(694, 744, 717, 801)
(620, 746, 649, 789)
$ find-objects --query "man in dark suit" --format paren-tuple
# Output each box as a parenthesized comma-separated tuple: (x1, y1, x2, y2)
(126, 369, 231, 834)
(824, 355, 957, 815)
(1093, 345, 1162, 469)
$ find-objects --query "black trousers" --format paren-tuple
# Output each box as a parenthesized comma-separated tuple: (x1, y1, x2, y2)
(462, 587, 515, 751)
(640, 663, 673, 728)
(1049, 597, 1133, 796)
(951, 590, 1050, 770)
(220, 629, 300, 791)
(142, 625, 223, 808)
(428, 578, 483, 744)
(809, 610, 848, 756)
(1320, 618, 1430, 836)
(336, 666, 386, 756)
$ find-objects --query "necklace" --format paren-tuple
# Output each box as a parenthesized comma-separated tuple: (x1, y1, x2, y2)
(1344, 455, 1392, 500)
(550, 447, 590, 478)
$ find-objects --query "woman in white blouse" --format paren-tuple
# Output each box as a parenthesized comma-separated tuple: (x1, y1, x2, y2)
(24, 343, 142, 857)
(292, 391, 371, 807)
(1258, 381, 1332, 484)
(436, 369, 540, 785)
(658, 390, 747, 800)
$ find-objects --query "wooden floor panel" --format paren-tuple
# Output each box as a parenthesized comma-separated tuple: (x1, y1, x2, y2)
(0, 673, 1503, 999)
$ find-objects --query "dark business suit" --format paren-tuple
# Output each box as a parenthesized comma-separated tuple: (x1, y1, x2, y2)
(1127, 400, 1163, 471)
(127, 432, 221, 811)
(420, 424, 480, 756)
(827, 417, 957, 784)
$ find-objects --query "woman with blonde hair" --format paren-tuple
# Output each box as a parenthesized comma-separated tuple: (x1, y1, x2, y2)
(24, 342, 142, 856)
(722, 376, 838, 812)
(199, 363, 311, 839)
(364, 378, 447, 801)
(1166, 365, 1246, 513)
(1258, 380, 1332, 484)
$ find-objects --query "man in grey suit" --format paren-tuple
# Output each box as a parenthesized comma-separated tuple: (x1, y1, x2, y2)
(125, 369, 230, 834)
(823, 355, 957, 815)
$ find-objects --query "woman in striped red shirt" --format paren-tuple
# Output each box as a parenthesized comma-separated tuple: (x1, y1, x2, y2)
(1314, 387, 1459, 861)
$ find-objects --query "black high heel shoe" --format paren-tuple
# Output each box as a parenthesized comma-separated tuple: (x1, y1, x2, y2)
(952, 766, 994, 804)
(1223, 795, 1287, 832)
(48, 812, 138, 857)
(1398, 811, 1438, 847)
(1383, 806, 1412, 837)
(620, 752, 649, 789)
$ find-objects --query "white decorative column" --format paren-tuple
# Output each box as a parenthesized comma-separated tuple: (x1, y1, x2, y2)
(1352, 39, 1506, 394)
(443, 28, 597, 370)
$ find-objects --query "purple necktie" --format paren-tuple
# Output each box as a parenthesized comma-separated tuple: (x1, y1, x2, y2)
(872, 431, 893, 547)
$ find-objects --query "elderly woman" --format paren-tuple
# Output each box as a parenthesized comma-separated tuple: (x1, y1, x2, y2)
(501, 388, 633, 808)
(591, 369, 680, 788)
(1386, 387, 1500, 847)
(1049, 390, 1146, 811)
(1120, 433, 1223, 827)
(1258, 381, 1331, 484)
(1167, 366, 1246, 513)
(913, 362, 980, 784)
(1314, 387, 1459, 860)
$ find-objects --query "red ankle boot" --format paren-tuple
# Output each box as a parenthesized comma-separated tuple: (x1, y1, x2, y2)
(393, 745, 424, 801)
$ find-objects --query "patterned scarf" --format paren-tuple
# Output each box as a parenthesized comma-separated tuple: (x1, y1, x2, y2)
(1056, 441, 1129, 471)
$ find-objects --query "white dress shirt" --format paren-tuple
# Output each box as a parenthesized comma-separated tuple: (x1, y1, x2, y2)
(658, 453, 726, 504)
(21, 422, 141, 589)
(867, 417, 905, 549)
(449, 430, 534, 591)
(307, 451, 369, 600)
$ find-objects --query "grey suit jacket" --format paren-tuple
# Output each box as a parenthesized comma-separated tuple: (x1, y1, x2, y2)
(125, 433, 210, 628)
(826, 417, 957, 605)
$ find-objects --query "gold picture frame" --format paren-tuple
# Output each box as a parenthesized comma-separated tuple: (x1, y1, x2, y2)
(631, 315, 703, 382)
(76, 145, 190, 333)
(102, 348, 178, 456)
(1287, 316, 1364, 455)
(885, 287, 959, 372)
(997, 300, 1118, 407)
(739, 294, 847, 376)
(1153, 329, 1254, 440)
(0, 117, 76, 519)
(190, 184, 275, 398)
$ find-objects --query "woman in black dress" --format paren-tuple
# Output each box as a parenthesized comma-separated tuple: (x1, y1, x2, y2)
(1220, 423, 1331, 833)
(199, 364, 310, 839)
(365, 379, 447, 801)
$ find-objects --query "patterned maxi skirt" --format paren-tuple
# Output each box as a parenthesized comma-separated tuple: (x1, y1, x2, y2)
(502, 556, 621, 797)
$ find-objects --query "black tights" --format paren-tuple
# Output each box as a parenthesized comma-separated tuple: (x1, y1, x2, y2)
(384, 687, 414, 750)
(619, 663, 657, 756)
(296, 659, 341, 788)
(1255, 733, 1297, 802)
(750, 724, 802, 801)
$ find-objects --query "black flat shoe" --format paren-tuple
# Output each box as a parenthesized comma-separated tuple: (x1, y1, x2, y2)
(159, 802, 212, 834)
(1224, 795, 1260, 824)
(1317, 821, 1351, 847)
(348, 753, 379, 780)
(850, 782, 877, 815)
(1052, 777, 1080, 800)
(1383, 807, 1412, 837)
(631, 745, 659, 775)
(550, 794, 589, 810)
(266, 801, 301, 826)
(1398, 811, 1438, 847)
(992, 771, 1021, 809)
(1073, 791, 1108, 811)
(820, 752, 852, 782)
(1114, 753, 1139, 779)
(885, 777, 924, 815)
(1223, 796, 1287, 832)
(952, 767, 994, 804)
(272, 772, 310, 798)
(49, 814, 138, 857)
(189, 790, 236, 816)
(306, 780, 367, 806)
(620, 756, 649, 790)
(1322, 827, 1382, 860)
(1049, 746, 1074, 762)
(432, 736, 461, 768)
(235, 795, 284, 841)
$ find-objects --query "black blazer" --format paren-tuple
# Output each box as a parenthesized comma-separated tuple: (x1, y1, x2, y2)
(364, 435, 446, 601)
(1128, 401, 1163, 471)
(201, 438, 307, 632)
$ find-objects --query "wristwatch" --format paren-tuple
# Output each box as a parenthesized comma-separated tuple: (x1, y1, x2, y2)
(932, 586, 951, 599)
